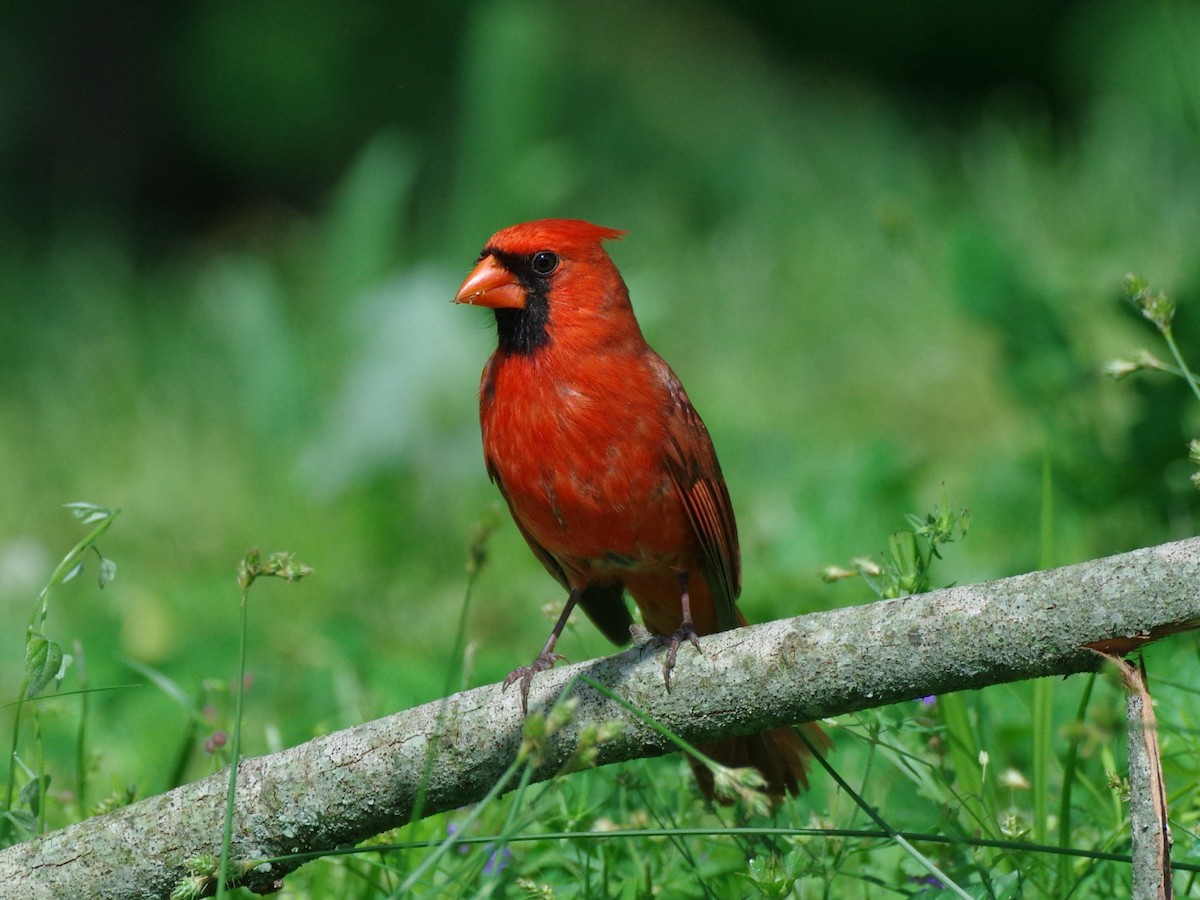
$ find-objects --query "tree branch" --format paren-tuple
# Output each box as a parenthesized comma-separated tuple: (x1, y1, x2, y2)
(4, 537, 1199, 898)
(1110, 654, 1174, 900)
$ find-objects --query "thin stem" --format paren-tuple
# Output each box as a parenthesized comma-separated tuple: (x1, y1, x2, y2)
(410, 526, 489, 829)
(73, 640, 88, 819)
(1160, 327, 1200, 406)
(1033, 451, 1055, 849)
(582, 672, 971, 894)
(575, 675, 723, 772)
(795, 726, 974, 900)
(396, 751, 529, 893)
(1059, 674, 1097, 894)
(216, 582, 251, 897)
(33, 716, 45, 835)
(259, 823, 1200, 873)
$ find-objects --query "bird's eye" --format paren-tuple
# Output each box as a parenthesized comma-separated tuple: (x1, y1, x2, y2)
(530, 251, 559, 276)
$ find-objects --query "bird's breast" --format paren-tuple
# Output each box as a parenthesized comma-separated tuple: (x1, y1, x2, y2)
(481, 352, 694, 570)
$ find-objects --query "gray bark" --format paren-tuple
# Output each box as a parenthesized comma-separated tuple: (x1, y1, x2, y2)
(1114, 656, 1174, 900)
(4, 536, 1199, 898)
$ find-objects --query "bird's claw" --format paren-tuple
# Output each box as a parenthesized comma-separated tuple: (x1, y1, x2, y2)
(502, 651, 564, 714)
(640, 622, 703, 692)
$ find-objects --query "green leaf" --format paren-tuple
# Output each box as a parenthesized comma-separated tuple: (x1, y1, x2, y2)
(124, 659, 200, 717)
(60, 561, 84, 585)
(63, 501, 113, 525)
(18, 775, 49, 816)
(25, 635, 64, 699)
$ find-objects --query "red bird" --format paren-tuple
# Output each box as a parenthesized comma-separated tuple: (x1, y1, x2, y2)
(454, 218, 821, 797)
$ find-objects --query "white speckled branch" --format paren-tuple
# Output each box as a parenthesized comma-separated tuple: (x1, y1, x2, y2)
(5, 537, 1199, 898)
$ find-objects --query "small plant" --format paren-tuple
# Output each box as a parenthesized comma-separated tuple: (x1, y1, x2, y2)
(1, 503, 119, 846)
(213, 549, 312, 899)
(820, 493, 970, 599)
(1106, 274, 1200, 487)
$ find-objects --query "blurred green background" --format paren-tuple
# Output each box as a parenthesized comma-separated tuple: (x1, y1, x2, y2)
(1, 0, 1198, 840)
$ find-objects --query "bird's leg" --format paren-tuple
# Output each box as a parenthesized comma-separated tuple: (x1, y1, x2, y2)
(641, 571, 704, 691)
(503, 587, 580, 714)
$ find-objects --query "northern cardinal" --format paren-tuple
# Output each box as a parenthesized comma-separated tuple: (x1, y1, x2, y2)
(454, 218, 822, 798)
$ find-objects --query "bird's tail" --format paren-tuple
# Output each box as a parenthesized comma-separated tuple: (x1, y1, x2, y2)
(689, 722, 828, 801)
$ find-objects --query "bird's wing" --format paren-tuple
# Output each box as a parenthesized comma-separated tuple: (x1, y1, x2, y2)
(660, 367, 741, 631)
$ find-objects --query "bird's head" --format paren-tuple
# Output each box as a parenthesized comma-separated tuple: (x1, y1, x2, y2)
(454, 219, 632, 355)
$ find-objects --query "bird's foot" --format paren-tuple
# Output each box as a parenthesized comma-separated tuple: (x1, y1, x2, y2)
(639, 622, 703, 691)
(502, 651, 564, 714)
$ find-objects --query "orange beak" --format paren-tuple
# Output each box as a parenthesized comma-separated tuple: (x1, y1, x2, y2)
(453, 254, 527, 309)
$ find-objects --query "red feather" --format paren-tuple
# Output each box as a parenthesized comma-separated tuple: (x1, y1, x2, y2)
(455, 218, 825, 798)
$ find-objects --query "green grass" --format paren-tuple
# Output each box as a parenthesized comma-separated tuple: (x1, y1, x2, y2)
(2, 1, 1200, 895)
